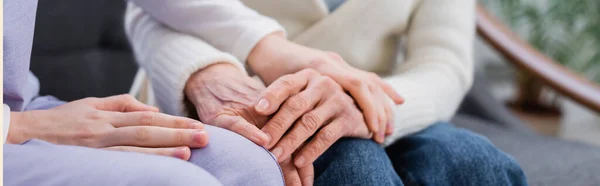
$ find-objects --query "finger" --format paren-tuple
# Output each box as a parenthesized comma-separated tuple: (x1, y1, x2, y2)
(255, 69, 317, 115)
(262, 85, 324, 149)
(313, 68, 381, 134)
(294, 119, 344, 168)
(108, 111, 203, 129)
(281, 160, 303, 186)
(270, 101, 339, 161)
(384, 96, 395, 136)
(212, 114, 270, 146)
(92, 94, 159, 112)
(104, 126, 208, 148)
(298, 164, 315, 186)
(104, 146, 192, 160)
(376, 79, 404, 104)
(372, 86, 388, 144)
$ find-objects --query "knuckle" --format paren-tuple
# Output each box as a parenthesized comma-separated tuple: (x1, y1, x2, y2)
(300, 113, 320, 132)
(86, 110, 104, 120)
(317, 76, 335, 87)
(173, 118, 187, 128)
(175, 130, 186, 143)
(138, 112, 155, 126)
(326, 51, 343, 61)
(320, 128, 338, 144)
(269, 116, 288, 132)
(285, 132, 300, 145)
(279, 77, 295, 89)
(134, 127, 151, 141)
(284, 96, 308, 113)
(347, 76, 364, 87)
(307, 58, 328, 69)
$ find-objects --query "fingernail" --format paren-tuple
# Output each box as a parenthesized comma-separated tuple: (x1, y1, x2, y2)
(256, 99, 269, 112)
(379, 131, 385, 139)
(192, 131, 207, 145)
(295, 156, 305, 167)
(173, 147, 187, 159)
(189, 122, 204, 129)
(271, 147, 283, 160)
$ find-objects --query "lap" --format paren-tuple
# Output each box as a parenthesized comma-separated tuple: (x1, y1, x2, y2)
(385, 122, 526, 186)
(4, 139, 220, 186)
(4, 125, 284, 186)
(314, 137, 403, 186)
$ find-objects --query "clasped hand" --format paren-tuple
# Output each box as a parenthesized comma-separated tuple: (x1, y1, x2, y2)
(185, 62, 397, 186)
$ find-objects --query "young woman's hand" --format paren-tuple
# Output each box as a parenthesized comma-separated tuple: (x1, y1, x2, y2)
(255, 69, 372, 169)
(7, 95, 207, 160)
(184, 63, 270, 146)
(248, 34, 402, 143)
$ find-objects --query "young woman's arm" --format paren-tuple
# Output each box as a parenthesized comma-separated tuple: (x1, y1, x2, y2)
(382, 0, 476, 145)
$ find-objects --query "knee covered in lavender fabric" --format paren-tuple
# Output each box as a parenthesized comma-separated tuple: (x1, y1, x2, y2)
(188, 125, 285, 186)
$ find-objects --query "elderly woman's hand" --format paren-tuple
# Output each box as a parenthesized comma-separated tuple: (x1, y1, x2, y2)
(7, 95, 207, 160)
(256, 69, 372, 169)
(184, 63, 271, 146)
(248, 34, 402, 143)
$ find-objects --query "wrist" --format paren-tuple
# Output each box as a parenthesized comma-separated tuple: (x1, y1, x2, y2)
(247, 33, 312, 84)
(184, 63, 244, 104)
(7, 111, 32, 144)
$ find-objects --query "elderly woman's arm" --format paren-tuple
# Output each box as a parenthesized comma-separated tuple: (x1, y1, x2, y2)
(382, 0, 476, 145)
(124, 2, 254, 116)
(126, 0, 284, 63)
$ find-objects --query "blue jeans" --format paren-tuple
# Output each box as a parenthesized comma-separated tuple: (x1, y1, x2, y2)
(314, 122, 527, 186)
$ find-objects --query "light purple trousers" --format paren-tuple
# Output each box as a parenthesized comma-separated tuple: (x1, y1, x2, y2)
(4, 125, 285, 186)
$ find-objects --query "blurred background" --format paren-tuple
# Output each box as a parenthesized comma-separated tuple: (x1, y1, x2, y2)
(477, 0, 600, 146)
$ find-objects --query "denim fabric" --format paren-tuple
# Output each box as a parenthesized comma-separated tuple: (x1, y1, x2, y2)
(314, 138, 404, 186)
(386, 122, 528, 186)
(313, 122, 527, 186)
(4, 125, 284, 186)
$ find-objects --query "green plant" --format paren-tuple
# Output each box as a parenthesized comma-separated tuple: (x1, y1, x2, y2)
(481, 0, 600, 83)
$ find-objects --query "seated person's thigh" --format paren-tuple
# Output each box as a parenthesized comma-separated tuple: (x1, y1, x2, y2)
(188, 125, 284, 186)
(4, 139, 221, 186)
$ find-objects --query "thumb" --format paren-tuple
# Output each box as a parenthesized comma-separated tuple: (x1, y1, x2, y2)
(90, 94, 159, 112)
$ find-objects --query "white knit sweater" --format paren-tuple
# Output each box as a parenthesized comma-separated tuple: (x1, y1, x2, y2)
(125, 0, 476, 146)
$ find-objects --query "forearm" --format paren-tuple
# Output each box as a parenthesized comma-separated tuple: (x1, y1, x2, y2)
(125, 2, 246, 116)
(127, 0, 284, 62)
(382, 0, 476, 145)
(382, 65, 472, 146)
(247, 34, 321, 85)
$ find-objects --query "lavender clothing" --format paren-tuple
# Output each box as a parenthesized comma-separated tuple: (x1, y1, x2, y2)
(5, 125, 284, 186)
(3, 0, 283, 185)
(3, 0, 64, 111)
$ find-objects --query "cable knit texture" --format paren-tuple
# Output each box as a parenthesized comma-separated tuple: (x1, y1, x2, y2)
(125, 0, 476, 145)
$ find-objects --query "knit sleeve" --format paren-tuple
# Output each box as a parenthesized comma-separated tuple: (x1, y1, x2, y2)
(126, 0, 285, 63)
(125, 2, 247, 116)
(383, 0, 476, 145)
